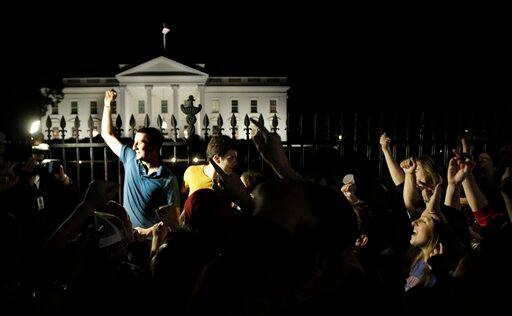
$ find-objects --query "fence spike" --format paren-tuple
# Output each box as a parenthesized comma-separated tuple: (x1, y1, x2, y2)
(244, 114, 251, 140)
(230, 114, 237, 139)
(157, 114, 163, 130)
(271, 113, 279, 133)
(46, 115, 52, 140)
(144, 114, 150, 128)
(217, 115, 224, 135)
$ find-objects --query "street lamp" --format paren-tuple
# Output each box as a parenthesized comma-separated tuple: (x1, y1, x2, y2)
(29, 120, 41, 135)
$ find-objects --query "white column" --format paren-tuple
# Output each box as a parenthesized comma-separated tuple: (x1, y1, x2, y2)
(172, 84, 180, 135)
(145, 85, 153, 126)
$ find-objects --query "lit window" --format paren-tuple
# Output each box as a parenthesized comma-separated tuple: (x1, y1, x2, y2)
(161, 100, 168, 113)
(138, 100, 145, 114)
(231, 100, 239, 113)
(90, 101, 98, 115)
(71, 101, 78, 115)
(250, 99, 258, 113)
(270, 99, 277, 113)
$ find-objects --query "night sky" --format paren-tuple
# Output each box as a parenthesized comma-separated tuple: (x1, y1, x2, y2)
(1, 3, 511, 139)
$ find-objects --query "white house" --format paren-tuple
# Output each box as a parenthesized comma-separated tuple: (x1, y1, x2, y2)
(43, 56, 289, 140)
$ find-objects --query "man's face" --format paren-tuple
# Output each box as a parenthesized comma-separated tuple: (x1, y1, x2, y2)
(132, 132, 152, 161)
(215, 149, 237, 175)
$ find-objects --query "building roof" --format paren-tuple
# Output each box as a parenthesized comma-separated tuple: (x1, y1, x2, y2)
(63, 56, 288, 87)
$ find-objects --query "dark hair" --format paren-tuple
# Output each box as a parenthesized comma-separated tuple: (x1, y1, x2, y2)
(137, 127, 163, 151)
(206, 135, 236, 160)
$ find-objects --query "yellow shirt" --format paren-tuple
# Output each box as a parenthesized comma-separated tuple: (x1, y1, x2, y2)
(183, 165, 213, 196)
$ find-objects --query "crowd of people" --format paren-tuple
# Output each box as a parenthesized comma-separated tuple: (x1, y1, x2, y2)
(0, 90, 511, 315)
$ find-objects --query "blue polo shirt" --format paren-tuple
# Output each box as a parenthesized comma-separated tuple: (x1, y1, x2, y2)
(120, 145, 179, 228)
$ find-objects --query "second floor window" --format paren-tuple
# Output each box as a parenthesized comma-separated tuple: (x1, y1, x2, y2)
(250, 100, 258, 113)
(90, 101, 98, 115)
(71, 101, 78, 115)
(231, 100, 239, 113)
(161, 100, 168, 113)
(211, 99, 220, 113)
(51, 104, 58, 115)
(138, 100, 145, 114)
(270, 99, 277, 113)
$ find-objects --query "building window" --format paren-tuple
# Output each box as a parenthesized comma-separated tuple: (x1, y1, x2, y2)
(270, 99, 277, 113)
(138, 100, 145, 114)
(51, 104, 58, 115)
(90, 101, 98, 115)
(161, 100, 168, 113)
(111, 102, 117, 114)
(211, 99, 220, 113)
(71, 101, 78, 115)
(231, 100, 239, 113)
(250, 99, 258, 113)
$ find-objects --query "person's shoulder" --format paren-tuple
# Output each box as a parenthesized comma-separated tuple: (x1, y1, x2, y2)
(184, 164, 203, 175)
(120, 144, 135, 160)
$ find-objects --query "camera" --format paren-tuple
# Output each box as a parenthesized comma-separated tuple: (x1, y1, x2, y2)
(37, 159, 62, 175)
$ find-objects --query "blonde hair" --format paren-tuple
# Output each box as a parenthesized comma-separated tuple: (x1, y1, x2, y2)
(417, 155, 443, 189)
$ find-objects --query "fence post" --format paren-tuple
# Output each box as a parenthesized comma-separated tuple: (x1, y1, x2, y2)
(88, 115, 94, 181)
(74, 115, 81, 191)
(46, 115, 52, 140)
(129, 115, 136, 139)
(244, 114, 251, 170)
(230, 114, 237, 139)
(203, 114, 210, 140)
(217, 114, 224, 136)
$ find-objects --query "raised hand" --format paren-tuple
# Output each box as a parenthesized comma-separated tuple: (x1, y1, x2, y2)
(250, 118, 299, 180)
(400, 157, 417, 174)
(447, 158, 469, 185)
(426, 184, 443, 214)
(104, 89, 117, 107)
(341, 182, 359, 205)
(156, 205, 180, 230)
(210, 158, 253, 211)
(379, 132, 392, 152)
(53, 165, 71, 185)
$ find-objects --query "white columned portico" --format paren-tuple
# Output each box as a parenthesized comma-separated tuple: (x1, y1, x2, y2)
(172, 84, 180, 134)
(145, 85, 153, 126)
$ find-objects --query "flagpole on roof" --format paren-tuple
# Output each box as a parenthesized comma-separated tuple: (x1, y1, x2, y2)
(162, 23, 170, 53)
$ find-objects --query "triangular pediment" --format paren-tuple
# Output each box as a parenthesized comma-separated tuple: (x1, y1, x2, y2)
(116, 56, 208, 83)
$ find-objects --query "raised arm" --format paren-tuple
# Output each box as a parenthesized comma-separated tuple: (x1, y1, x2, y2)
(380, 132, 405, 185)
(400, 157, 423, 215)
(250, 118, 301, 181)
(444, 158, 469, 210)
(44, 180, 117, 248)
(461, 159, 489, 213)
(101, 89, 122, 157)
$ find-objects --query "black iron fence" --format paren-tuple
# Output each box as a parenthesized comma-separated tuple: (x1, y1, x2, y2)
(37, 108, 511, 196)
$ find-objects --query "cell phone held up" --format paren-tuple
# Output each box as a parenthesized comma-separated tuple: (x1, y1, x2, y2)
(156, 205, 179, 229)
(37, 159, 62, 175)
